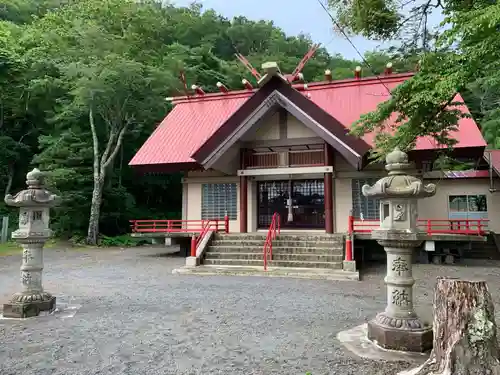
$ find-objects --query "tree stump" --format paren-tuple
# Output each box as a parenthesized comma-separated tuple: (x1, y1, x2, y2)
(414, 277, 500, 375)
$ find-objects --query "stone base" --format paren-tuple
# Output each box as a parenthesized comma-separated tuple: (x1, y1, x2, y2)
(343, 260, 357, 272)
(337, 323, 429, 363)
(185, 256, 199, 267)
(367, 316, 433, 353)
(3, 295, 56, 318)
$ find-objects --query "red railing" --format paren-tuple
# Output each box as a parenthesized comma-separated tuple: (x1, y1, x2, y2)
(263, 213, 281, 271)
(130, 217, 229, 234)
(190, 220, 217, 257)
(348, 216, 488, 236)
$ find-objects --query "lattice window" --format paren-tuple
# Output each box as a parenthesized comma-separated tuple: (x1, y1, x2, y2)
(201, 183, 237, 220)
(351, 179, 380, 220)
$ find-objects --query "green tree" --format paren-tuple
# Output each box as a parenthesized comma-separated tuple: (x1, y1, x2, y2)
(327, 0, 500, 160)
(0, 0, 411, 242)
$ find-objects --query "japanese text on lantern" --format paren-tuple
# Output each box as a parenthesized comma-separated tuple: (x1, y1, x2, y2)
(21, 272, 32, 285)
(392, 289, 410, 306)
(22, 248, 34, 263)
(391, 256, 409, 276)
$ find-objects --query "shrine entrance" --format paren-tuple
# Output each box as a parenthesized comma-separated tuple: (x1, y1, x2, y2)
(257, 179, 325, 229)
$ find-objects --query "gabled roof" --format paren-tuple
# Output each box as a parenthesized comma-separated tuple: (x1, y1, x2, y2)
(192, 75, 371, 169)
(129, 72, 486, 172)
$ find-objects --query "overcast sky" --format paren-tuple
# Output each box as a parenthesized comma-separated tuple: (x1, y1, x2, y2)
(172, 0, 443, 60)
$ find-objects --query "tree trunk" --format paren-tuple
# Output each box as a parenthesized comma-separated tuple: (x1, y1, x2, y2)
(85, 104, 129, 246)
(410, 277, 500, 375)
(4, 165, 13, 196)
(86, 177, 104, 245)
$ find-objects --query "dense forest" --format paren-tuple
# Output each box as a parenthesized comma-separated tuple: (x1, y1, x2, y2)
(0, 0, 498, 244)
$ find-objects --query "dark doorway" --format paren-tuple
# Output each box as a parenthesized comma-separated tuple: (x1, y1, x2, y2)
(257, 179, 325, 229)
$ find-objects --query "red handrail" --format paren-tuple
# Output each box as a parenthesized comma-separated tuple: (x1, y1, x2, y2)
(348, 216, 489, 236)
(190, 220, 216, 257)
(263, 213, 281, 271)
(130, 217, 229, 234)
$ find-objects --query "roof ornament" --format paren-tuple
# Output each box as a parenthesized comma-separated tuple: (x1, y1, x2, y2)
(325, 69, 332, 81)
(191, 84, 205, 96)
(179, 70, 190, 97)
(242, 79, 253, 90)
(235, 44, 320, 89)
(216, 82, 229, 93)
(257, 62, 288, 87)
(289, 43, 320, 82)
(354, 66, 362, 79)
(384, 62, 393, 75)
(235, 53, 262, 82)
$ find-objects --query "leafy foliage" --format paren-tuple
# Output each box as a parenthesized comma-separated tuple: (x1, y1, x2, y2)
(327, 0, 500, 160)
(1, 0, 409, 240)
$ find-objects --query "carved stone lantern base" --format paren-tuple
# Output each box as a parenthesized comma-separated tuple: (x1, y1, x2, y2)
(367, 314, 432, 352)
(368, 231, 433, 353)
(3, 292, 56, 318)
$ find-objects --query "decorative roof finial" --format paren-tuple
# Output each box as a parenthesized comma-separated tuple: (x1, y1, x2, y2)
(26, 168, 44, 189)
(385, 147, 410, 174)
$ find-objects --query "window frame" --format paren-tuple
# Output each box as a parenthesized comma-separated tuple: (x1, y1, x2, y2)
(351, 178, 380, 220)
(448, 194, 488, 215)
(201, 182, 238, 220)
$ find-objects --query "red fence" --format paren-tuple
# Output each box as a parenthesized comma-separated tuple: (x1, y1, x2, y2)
(350, 217, 488, 236)
(190, 220, 219, 257)
(130, 218, 229, 234)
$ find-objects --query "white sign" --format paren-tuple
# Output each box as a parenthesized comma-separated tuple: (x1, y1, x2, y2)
(424, 241, 435, 252)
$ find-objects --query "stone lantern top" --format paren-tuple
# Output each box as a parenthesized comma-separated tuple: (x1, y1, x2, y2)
(385, 147, 409, 173)
(4, 168, 61, 207)
(362, 147, 436, 199)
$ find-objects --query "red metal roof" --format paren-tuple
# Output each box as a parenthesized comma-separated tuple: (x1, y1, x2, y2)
(130, 73, 486, 168)
(443, 170, 489, 179)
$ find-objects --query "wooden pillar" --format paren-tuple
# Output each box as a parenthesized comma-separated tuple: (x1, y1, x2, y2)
(239, 176, 248, 233)
(324, 143, 334, 233)
(240, 149, 248, 233)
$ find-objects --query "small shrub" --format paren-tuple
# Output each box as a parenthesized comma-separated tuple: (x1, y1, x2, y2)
(99, 234, 148, 247)
(69, 234, 87, 246)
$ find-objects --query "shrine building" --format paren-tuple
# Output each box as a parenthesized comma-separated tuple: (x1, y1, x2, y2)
(129, 62, 499, 239)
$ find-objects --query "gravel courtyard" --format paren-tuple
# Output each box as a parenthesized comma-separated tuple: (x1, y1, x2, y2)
(1, 246, 500, 375)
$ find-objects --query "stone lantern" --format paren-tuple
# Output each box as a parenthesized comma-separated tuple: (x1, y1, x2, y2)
(362, 147, 436, 353)
(2, 168, 60, 318)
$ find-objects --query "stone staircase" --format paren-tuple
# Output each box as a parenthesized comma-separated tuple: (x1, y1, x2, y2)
(203, 232, 345, 269)
(466, 234, 500, 260)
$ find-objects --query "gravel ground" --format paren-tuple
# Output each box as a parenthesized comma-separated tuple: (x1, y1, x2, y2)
(1, 246, 500, 375)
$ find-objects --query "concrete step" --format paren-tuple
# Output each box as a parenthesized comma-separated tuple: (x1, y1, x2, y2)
(207, 245, 343, 254)
(466, 235, 500, 260)
(211, 240, 344, 248)
(205, 252, 344, 262)
(203, 258, 343, 269)
(172, 265, 359, 281)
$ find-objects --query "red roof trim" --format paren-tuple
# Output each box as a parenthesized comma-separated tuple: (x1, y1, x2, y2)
(172, 72, 415, 105)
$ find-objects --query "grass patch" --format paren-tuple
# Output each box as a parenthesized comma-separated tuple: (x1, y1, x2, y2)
(0, 240, 90, 256)
(99, 234, 149, 247)
(0, 235, 149, 256)
(0, 242, 21, 256)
